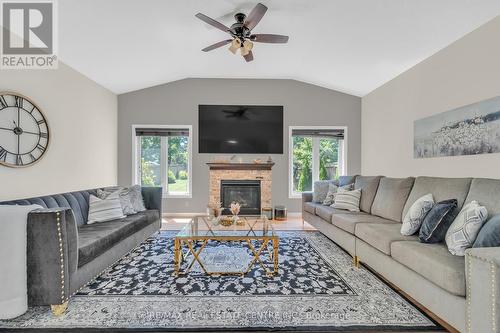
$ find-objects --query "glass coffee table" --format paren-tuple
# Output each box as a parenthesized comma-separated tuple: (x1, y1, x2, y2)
(173, 215, 279, 276)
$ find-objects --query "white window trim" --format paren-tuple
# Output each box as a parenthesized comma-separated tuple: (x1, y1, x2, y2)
(132, 124, 193, 199)
(288, 125, 348, 199)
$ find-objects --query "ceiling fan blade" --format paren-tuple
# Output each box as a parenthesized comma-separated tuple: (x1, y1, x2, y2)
(243, 50, 254, 62)
(195, 13, 230, 33)
(244, 3, 267, 30)
(251, 34, 289, 43)
(202, 39, 233, 52)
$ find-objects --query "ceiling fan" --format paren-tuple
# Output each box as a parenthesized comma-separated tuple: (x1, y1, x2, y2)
(195, 3, 289, 62)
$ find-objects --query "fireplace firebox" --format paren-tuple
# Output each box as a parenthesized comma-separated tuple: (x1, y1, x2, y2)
(220, 180, 261, 215)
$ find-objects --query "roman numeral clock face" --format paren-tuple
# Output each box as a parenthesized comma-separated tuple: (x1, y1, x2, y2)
(0, 93, 49, 167)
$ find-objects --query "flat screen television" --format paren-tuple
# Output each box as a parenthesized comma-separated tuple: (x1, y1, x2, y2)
(199, 105, 283, 154)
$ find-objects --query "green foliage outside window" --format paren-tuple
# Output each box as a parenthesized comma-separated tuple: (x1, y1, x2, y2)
(141, 158, 157, 186)
(293, 136, 340, 192)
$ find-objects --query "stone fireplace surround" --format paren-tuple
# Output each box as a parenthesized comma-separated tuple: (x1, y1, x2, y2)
(207, 162, 274, 213)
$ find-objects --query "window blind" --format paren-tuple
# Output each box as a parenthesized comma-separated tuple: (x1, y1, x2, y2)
(291, 128, 344, 139)
(135, 128, 189, 137)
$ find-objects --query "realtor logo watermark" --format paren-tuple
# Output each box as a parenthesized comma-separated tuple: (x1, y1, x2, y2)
(1, 0, 57, 69)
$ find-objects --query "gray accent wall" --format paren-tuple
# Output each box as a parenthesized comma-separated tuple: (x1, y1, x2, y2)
(118, 78, 361, 214)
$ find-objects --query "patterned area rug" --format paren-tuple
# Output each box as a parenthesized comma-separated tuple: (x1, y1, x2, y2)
(0, 231, 440, 332)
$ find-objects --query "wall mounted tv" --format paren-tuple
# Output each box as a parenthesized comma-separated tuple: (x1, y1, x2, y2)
(199, 105, 283, 154)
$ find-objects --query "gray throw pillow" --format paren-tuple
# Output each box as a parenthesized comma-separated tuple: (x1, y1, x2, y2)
(322, 183, 338, 206)
(401, 193, 434, 236)
(88, 191, 126, 224)
(473, 214, 500, 248)
(98, 187, 136, 215)
(445, 201, 488, 256)
(419, 199, 458, 243)
(129, 185, 147, 212)
(312, 181, 332, 203)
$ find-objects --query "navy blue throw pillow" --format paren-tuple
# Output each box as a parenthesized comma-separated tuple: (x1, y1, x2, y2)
(419, 199, 458, 243)
(473, 214, 500, 248)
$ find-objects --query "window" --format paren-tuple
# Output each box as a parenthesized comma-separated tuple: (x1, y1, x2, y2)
(133, 126, 192, 197)
(289, 126, 346, 198)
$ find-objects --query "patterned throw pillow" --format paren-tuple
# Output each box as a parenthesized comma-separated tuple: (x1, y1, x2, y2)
(401, 193, 434, 236)
(87, 191, 126, 224)
(312, 181, 333, 203)
(98, 188, 136, 215)
(129, 185, 147, 212)
(445, 201, 488, 256)
(322, 183, 338, 206)
(332, 188, 361, 212)
(419, 199, 458, 243)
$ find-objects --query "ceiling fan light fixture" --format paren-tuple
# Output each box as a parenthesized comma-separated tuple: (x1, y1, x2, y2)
(229, 38, 241, 54)
(240, 47, 249, 56)
(243, 40, 253, 51)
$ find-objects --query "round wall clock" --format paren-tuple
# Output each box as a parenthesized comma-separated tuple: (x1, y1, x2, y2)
(0, 92, 49, 167)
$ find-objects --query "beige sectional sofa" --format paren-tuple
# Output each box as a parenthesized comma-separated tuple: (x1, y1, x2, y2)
(302, 175, 500, 333)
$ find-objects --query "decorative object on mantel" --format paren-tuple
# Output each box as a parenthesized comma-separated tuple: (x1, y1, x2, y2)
(0, 92, 50, 168)
(414, 95, 500, 158)
(253, 158, 262, 164)
(274, 205, 287, 221)
(267, 155, 273, 163)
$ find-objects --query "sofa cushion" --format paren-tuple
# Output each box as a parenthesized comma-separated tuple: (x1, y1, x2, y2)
(338, 175, 357, 187)
(332, 213, 392, 234)
(354, 176, 382, 213)
(303, 202, 321, 215)
(391, 241, 466, 296)
(77, 210, 159, 267)
(464, 178, 500, 216)
(355, 222, 417, 255)
(402, 177, 472, 220)
(315, 205, 336, 222)
(371, 177, 415, 222)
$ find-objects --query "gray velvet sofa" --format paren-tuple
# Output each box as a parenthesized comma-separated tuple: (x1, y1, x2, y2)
(302, 175, 500, 333)
(0, 186, 162, 314)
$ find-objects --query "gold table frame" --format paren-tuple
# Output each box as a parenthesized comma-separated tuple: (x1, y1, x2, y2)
(173, 216, 279, 276)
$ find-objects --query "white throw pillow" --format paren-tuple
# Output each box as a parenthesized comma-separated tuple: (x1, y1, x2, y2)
(401, 193, 434, 236)
(332, 188, 361, 212)
(87, 191, 126, 224)
(445, 201, 488, 256)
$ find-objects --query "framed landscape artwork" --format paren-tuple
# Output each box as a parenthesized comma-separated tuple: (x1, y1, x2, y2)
(414, 95, 500, 158)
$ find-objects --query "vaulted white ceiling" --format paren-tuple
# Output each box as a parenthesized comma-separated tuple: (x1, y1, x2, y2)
(58, 0, 500, 96)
